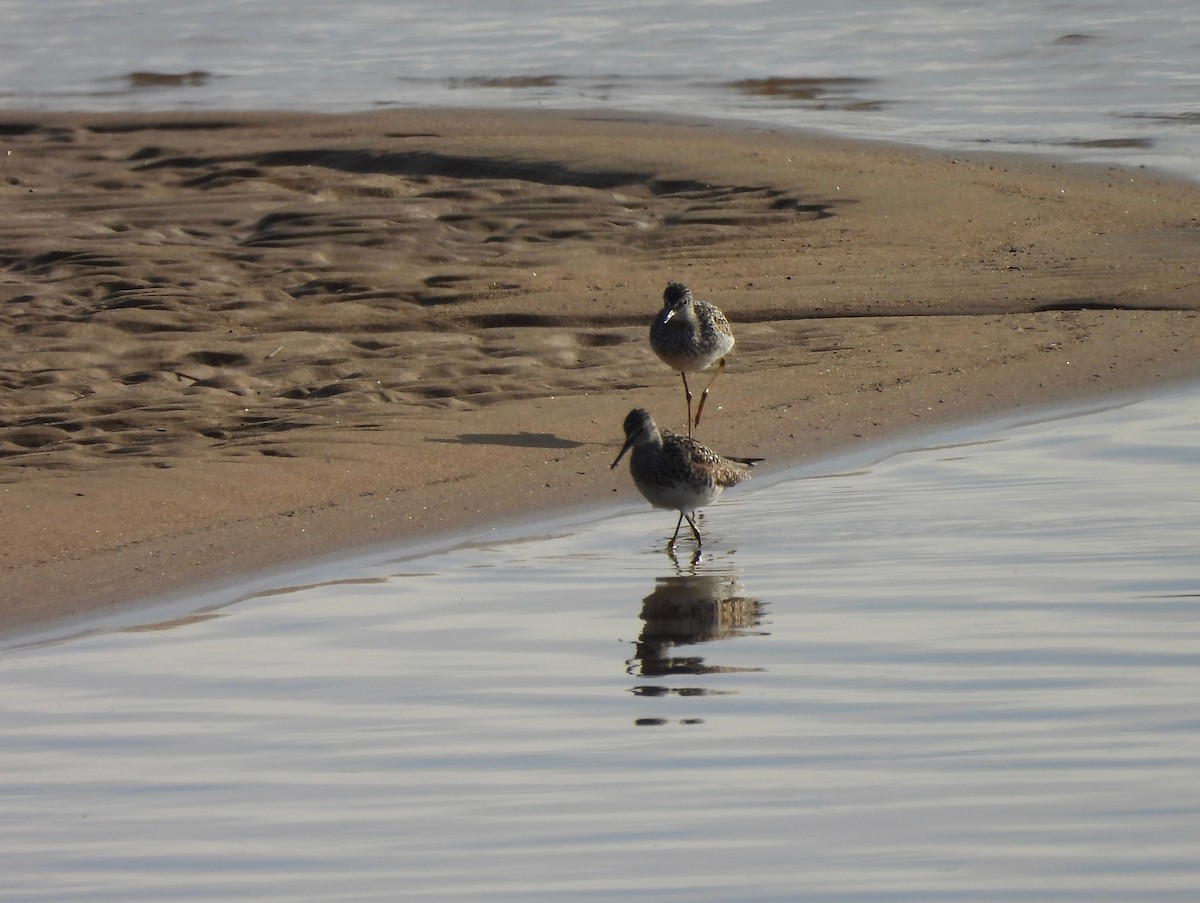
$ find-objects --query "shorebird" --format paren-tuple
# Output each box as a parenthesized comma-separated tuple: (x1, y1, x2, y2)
(649, 282, 734, 435)
(611, 408, 761, 549)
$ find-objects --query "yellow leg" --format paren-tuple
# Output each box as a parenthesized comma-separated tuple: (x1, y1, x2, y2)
(693, 357, 727, 429)
(680, 372, 694, 437)
(667, 512, 702, 549)
(669, 512, 685, 548)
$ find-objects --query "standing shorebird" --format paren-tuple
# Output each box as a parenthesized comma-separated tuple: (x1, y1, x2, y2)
(611, 408, 761, 550)
(649, 282, 734, 435)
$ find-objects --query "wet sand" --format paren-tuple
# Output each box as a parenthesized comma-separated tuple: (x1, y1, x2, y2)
(1, 107, 1198, 633)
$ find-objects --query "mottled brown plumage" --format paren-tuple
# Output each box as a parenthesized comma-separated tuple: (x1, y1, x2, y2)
(611, 408, 760, 549)
(649, 282, 735, 435)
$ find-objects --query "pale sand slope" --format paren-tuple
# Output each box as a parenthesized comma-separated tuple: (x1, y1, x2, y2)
(1, 108, 1197, 632)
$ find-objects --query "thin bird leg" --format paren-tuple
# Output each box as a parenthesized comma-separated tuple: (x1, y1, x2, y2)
(668, 512, 685, 548)
(683, 512, 703, 546)
(692, 357, 727, 429)
(680, 372, 694, 437)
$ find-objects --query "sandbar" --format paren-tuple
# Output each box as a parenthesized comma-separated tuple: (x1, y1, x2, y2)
(1, 108, 1197, 633)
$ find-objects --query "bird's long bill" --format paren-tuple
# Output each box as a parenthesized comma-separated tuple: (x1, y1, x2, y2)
(610, 437, 634, 469)
(659, 308, 676, 324)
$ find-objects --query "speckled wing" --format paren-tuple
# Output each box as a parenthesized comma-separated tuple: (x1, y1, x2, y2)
(696, 301, 734, 349)
(675, 433, 756, 489)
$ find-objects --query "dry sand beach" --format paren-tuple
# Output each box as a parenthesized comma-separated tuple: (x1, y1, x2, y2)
(1, 107, 1198, 632)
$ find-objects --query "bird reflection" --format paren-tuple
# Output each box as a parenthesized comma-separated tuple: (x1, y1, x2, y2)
(629, 571, 766, 686)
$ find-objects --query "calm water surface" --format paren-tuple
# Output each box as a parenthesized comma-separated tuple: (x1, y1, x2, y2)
(3, 4, 1198, 899)
(1, 0, 1198, 181)
(3, 385, 1198, 901)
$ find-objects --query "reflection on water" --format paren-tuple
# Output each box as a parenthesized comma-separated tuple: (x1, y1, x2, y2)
(2, 385, 1199, 902)
(631, 572, 766, 688)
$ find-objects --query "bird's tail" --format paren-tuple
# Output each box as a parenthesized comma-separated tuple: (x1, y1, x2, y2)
(728, 456, 765, 467)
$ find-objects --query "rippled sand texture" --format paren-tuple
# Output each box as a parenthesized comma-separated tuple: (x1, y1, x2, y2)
(1, 114, 839, 460)
(1, 108, 1198, 627)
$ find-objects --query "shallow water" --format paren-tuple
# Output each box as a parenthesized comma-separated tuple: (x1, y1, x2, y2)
(1, 0, 1198, 181)
(4, 385, 1199, 901)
